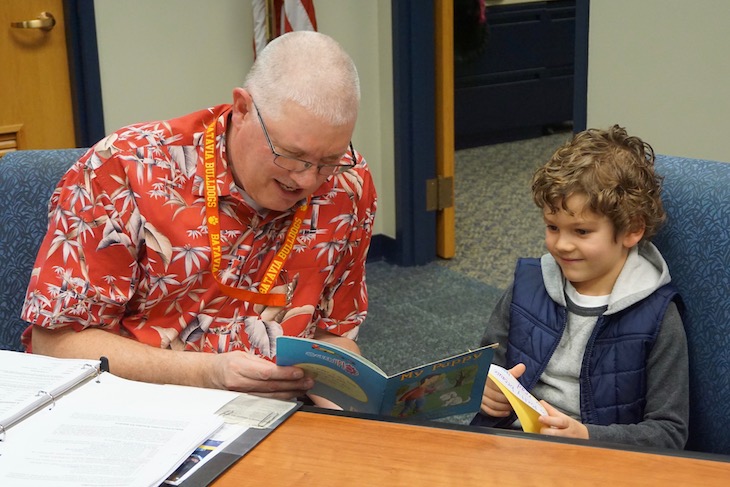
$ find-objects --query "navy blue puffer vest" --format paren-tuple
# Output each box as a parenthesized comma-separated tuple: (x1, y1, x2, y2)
(472, 258, 679, 428)
(509, 258, 679, 425)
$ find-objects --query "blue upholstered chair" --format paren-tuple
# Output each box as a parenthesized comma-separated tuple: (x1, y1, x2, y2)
(654, 155, 730, 456)
(0, 149, 87, 351)
(1, 149, 729, 456)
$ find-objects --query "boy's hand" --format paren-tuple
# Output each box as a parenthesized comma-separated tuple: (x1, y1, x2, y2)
(538, 400, 589, 439)
(480, 363, 526, 417)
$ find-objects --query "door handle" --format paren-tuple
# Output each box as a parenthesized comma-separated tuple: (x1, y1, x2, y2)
(10, 11, 56, 32)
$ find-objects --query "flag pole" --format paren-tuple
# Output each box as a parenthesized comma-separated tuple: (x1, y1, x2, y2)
(265, 0, 276, 42)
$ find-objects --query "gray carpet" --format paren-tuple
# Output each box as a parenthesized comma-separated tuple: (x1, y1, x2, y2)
(359, 130, 572, 423)
(359, 261, 502, 374)
(439, 131, 572, 290)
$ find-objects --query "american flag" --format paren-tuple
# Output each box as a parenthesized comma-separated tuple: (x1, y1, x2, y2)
(252, 0, 317, 57)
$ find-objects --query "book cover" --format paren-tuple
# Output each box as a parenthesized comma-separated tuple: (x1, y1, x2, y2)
(487, 363, 547, 433)
(276, 337, 496, 420)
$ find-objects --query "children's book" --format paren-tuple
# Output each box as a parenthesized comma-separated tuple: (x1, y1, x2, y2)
(487, 363, 547, 433)
(276, 336, 497, 420)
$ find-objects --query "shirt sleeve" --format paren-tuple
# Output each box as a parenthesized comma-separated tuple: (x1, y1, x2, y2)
(480, 284, 513, 366)
(472, 284, 519, 429)
(21, 151, 138, 334)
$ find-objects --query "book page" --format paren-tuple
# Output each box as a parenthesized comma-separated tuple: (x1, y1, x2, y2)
(488, 364, 547, 433)
(0, 351, 99, 431)
(382, 344, 496, 420)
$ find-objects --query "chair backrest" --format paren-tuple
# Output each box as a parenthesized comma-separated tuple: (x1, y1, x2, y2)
(654, 155, 730, 456)
(0, 149, 87, 351)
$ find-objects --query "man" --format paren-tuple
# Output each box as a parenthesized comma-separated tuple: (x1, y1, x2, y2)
(21, 31, 376, 403)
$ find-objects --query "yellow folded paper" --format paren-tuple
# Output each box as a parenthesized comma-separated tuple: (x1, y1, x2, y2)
(488, 364, 547, 433)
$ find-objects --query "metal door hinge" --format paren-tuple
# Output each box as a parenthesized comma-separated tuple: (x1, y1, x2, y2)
(426, 175, 454, 211)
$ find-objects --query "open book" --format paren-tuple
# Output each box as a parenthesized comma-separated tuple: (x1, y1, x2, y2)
(276, 336, 496, 420)
(0, 350, 298, 487)
(487, 363, 547, 433)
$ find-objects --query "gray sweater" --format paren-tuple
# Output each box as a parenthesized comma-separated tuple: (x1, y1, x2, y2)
(481, 243, 689, 449)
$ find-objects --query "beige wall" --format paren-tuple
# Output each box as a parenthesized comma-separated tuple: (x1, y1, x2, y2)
(587, 0, 730, 161)
(94, 0, 395, 237)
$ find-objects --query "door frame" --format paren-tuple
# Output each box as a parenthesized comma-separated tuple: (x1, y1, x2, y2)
(390, 0, 438, 266)
(389, 0, 590, 266)
(573, 0, 589, 132)
(64, 0, 105, 147)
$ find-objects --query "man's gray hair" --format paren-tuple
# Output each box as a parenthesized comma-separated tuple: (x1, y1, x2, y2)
(244, 31, 360, 126)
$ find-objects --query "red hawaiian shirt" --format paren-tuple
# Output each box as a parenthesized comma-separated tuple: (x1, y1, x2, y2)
(21, 105, 377, 359)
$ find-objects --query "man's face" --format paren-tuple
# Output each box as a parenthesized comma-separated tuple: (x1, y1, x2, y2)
(226, 88, 355, 212)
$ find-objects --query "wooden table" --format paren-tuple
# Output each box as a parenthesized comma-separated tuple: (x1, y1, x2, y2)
(213, 410, 730, 486)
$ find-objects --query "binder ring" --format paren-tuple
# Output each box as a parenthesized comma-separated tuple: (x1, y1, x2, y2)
(89, 363, 102, 382)
(36, 390, 56, 410)
(0, 423, 6, 442)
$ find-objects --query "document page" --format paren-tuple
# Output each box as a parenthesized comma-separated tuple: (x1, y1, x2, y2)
(0, 350, 99, 429)
(0, 361, 297, 486)
(0, 372, 237, 487)
(164, 422, 247, 486)
(0, 406, 222, 487)
(164, 391, 300, 485)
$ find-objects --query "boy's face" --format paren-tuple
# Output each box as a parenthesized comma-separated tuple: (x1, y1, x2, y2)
(542, 194, 643, 296)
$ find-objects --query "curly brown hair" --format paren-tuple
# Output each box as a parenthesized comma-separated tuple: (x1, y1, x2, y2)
(531, 125, 665, 241)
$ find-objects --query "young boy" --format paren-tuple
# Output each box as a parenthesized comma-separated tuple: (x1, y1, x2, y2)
(471, 125, 689, 449)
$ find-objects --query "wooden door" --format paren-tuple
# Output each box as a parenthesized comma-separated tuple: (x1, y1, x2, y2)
(0, 0, 75, 156)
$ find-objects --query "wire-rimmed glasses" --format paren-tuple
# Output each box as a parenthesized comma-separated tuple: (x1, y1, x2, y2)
(252, 100, 356, 176)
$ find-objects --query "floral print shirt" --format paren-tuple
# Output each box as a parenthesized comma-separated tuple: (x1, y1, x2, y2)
(21, 105, 377, 359)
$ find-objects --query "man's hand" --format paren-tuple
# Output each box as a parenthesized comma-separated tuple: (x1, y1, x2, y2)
(480, 363, 526, 417)
(538, 400, 589, 440)
(32, 326, 313, 400)
(209, 351, 314, 400)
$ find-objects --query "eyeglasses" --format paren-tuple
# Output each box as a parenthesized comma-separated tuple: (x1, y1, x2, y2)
(252, 100, 356, 176)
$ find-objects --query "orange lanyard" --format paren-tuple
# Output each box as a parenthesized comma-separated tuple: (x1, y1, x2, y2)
(203, 121, 307, 306)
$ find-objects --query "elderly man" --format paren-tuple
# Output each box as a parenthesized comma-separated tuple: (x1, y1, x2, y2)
(22, 31, 376, 403)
